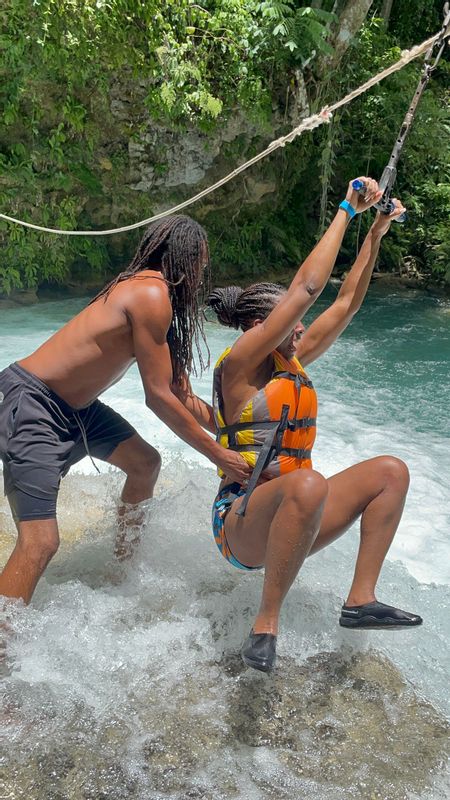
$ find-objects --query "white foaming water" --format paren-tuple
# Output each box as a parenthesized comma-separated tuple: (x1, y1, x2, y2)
(1, 290, 449, 799)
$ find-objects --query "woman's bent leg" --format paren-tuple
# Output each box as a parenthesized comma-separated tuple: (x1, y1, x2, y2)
(225, 469, 328, 635)
(309, 455, 410, 606)
(255, 471, 328, 634)
(308, 456, 421, 627)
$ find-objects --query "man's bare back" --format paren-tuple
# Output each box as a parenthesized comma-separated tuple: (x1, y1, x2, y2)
(19, 271, 163, 408)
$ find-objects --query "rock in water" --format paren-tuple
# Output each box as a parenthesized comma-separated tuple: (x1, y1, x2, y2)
(227, 649, 450, 799)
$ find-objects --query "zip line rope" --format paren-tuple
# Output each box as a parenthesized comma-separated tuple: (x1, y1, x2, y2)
(0, 28, 448, 238)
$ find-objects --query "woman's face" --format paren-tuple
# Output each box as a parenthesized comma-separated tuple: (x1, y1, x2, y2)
(270, 291, 305, 359)
(249, 291, 305, 359)
(278, 320, 306, 359)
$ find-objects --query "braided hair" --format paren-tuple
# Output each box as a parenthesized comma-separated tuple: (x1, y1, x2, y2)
(90, 215, 211, 383)
(207, 282, 285, 331)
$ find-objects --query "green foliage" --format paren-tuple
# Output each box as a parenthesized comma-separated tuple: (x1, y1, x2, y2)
(208, 208, 305, 281)
(0, 0, 448, 294)
(318, 14, 450, 279)
(372, 0, 444, 44)
(0, 0, 336, 293)
(257, 2, 336, 58)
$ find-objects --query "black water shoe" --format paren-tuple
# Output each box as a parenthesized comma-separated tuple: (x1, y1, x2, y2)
(241, 630, 277, 672)
(339, 601, 423, 629)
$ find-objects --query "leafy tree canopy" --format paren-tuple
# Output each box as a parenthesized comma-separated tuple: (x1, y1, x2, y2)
(0, 0, 448, 293)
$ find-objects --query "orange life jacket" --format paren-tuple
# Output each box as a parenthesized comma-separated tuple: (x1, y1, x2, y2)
(212, 347, 317, 515)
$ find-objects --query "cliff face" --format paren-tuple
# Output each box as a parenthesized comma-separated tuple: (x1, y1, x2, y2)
(0, 77, 315, 301)
(82, 3, 369, 231)
(97, 75, 308, 223)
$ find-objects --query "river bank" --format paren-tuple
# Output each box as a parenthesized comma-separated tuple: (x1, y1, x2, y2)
(1, 268, 449, 311)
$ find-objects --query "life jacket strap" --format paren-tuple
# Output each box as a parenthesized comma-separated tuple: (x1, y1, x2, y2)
(287, 416, 316, 430)
(235, 428, 278, 518)
(219, 419, 278, 435)
(228, 443, 276, 452)
(272, 371, 314, 389)
(279, 448, 312, 459)
(218, 416, 316, 445)
(236, 405, 292, 519)
(227, 443, 312, 458)
(275, 404, 290, 454)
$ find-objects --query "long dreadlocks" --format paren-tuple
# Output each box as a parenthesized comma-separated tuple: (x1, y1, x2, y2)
(90, 215, 211, 384)
(207, 282, 285, 331)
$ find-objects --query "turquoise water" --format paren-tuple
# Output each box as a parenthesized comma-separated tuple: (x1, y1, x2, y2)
(1, 287, 449, 799)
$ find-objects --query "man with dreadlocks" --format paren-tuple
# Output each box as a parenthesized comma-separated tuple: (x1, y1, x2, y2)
(0, 214, 250, 604)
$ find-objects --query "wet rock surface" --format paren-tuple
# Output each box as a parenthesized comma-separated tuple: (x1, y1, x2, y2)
(227, 650, 450, 798)
(1, 649, 448, 800)
(1, 464, 449, 800)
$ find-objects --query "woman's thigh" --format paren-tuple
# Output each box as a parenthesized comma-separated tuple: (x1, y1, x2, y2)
(308, 455, 408, 556)
(223, 469, 326, 568)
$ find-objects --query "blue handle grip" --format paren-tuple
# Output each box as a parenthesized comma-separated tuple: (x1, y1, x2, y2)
(352, 179, 407, 224)
(352, 179, 365, 191)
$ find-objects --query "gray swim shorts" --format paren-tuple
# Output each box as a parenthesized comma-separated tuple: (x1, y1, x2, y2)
(0, 363, 135, 522)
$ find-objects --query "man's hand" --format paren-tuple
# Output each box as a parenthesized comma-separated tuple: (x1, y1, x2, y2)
(371, 198, 406, 237)
(216, 449, 251, 485)
(346, 177, 383, 214)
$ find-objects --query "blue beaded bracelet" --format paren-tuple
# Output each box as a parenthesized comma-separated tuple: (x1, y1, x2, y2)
(339, 200, 356, 219)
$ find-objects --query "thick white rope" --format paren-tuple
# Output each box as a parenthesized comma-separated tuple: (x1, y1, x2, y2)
(0, 30, 446, 237)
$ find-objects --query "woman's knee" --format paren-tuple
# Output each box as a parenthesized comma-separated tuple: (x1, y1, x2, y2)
(376, 456, 410, 492)
(281, 469, 328, 509)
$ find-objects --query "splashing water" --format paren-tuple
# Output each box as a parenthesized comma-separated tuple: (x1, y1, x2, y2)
(0, 287, 449, 799)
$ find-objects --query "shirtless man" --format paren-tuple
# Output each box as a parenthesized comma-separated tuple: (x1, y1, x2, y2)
(0, 215, 250, 604)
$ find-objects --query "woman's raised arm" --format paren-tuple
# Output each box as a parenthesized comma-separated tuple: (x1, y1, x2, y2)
(228, 178, 382, 369)
(296, 199, 406, 367)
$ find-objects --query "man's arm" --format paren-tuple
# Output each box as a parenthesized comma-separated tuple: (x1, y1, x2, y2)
(171, 373, 215, 433)
(127, 281, 250, 482)
(297, 201, 406, 367)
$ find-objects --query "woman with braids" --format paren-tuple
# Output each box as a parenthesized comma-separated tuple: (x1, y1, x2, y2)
(0, 215, 250, 605)
(206, 179, 421, 673)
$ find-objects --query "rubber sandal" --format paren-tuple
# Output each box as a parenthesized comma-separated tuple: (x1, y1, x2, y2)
(339, 601, 423, 629)
(241, 629, 277, 672)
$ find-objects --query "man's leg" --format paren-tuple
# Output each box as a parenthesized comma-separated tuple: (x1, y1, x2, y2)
(104, 433, 161, 559)
(0, 518, 59, 604)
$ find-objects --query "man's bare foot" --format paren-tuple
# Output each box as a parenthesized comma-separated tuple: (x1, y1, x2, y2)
(114, 498, 153, 561)
(114, 532, 141, 561)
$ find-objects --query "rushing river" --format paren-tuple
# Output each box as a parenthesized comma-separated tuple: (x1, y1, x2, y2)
(1, 286, 449, 800)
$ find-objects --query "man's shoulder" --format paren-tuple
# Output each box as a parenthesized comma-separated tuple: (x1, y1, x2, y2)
(115, 274, 172, 331)
(118, 272, 170, 308)
(125, 271, 168, 293)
